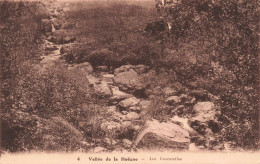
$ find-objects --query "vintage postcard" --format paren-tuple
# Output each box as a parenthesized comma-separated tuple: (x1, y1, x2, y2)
(0, 0, 259, 163)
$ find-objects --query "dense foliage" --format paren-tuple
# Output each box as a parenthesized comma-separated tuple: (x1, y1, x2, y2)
(154, 0, 259, 149)
(0, 1, 93, 152)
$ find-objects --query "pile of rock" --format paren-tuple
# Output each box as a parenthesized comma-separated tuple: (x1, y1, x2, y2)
(80, 62, 218, 150)
(71, 63, 222, 151)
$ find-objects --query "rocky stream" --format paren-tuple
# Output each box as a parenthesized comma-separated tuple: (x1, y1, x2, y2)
(37, 0, 232, 153)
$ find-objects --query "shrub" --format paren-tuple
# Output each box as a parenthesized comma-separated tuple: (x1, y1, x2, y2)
(1, 62, 94, 151)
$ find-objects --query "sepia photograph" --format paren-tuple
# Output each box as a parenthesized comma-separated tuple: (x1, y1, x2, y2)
(0, 0, 259, 163)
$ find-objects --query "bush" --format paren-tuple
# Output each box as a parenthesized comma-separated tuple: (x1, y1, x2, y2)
(1, 62, 94, 151)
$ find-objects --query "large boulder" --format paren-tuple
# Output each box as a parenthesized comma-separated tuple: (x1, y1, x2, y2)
(170, 115, 199, 137)
(118, 97, 140, 109)
(113, 69, 147, 92)
(93, 81, 112, 97)
(114, 65, 149, 75)
(124, 112, 140, 121)
(191, 102, 216, 122)
(72, 62, 93, 74)
(190, 102, 220, 135)
(110, 87, 133, 102)
(86, 74, 99, 86)
(134, 119, 190, 150)
(86, 74, 112, 98)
